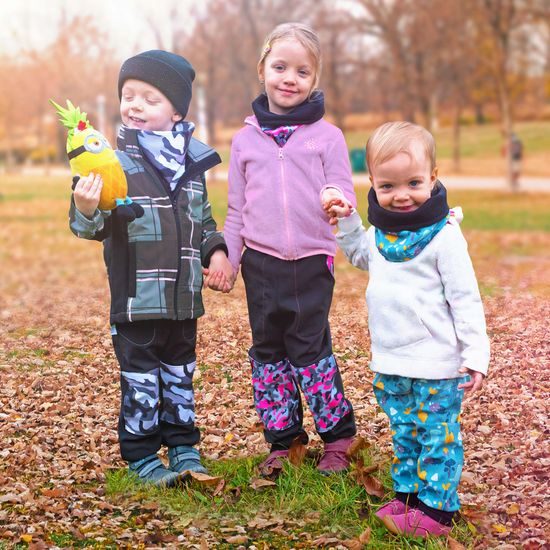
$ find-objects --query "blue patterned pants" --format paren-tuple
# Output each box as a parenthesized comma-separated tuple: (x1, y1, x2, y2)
(373, 373, 466, 512)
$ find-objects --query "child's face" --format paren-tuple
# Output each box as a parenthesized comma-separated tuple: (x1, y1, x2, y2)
(259, 39, 316, 115)
(370, 145, 437, 213)
(120, 79, 182, 131)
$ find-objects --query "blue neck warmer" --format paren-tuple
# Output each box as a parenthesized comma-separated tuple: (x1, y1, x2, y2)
(375, 216, 449, 262)
(136, 121, 195, 191)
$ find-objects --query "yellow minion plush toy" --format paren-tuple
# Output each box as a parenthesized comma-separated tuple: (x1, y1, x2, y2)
(51, 99, 143, 221)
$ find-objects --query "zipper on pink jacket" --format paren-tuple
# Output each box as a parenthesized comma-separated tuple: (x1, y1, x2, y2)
(277, 147, 295, 258)
(245, 118, 297, 259)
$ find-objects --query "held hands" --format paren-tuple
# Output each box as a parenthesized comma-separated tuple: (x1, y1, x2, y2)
(202, 250, 235, 293)
(73, 172, 103, 218)
(457, 367, 485, 395)
(321, 188, 353, 225)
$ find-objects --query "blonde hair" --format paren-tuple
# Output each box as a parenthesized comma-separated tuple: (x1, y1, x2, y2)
(366, 121, 436, 173)
(257, 22, 322, 91)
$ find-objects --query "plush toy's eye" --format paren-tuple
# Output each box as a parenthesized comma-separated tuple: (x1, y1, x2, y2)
(84, 133, 106, 154)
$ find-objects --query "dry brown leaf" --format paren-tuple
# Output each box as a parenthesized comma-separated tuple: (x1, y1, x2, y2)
(288, 436, 307, 466)
(249, 478, 277, 490)
(342, 539, 363, 550)
(312, 535, 343, 547)
(506, 502, 520, 515)
(225, 534, 248, 544)
(358, 527, 371, 544)
(357, 473, 385, 498)
(347, 435, 370, 458)
(188, 472, 224, 486)
(212, 478, 226, 496)
(446, 536, 467, 550)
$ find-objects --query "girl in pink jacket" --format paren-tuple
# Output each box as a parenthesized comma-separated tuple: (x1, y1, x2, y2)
(224, 22, 357, 477)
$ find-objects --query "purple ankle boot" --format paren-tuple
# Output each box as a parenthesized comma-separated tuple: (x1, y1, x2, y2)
(382, 508, 451, 538)
(317, 436, 354, 474)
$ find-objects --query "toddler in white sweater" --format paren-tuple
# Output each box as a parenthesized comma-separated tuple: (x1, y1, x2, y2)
(321, 121, 489, 538)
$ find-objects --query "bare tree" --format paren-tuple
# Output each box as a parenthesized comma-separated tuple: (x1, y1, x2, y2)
(352, 0, 452, 129)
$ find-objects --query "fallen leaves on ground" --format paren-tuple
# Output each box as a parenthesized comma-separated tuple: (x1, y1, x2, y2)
(0, 210, 548, 548)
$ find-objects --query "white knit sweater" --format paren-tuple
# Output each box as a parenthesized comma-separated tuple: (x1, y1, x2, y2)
(336, 212, 490, 379)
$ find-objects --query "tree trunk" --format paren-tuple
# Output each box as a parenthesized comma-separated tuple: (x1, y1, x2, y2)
(498, 78, 517, 191)
(452, 103, 462, 173)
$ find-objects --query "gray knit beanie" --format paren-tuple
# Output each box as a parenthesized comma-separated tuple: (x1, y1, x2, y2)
(118, 50, 195, 118)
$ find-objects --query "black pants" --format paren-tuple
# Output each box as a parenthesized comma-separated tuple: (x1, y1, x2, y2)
(112, 318, 199, 462)
(241, 248, 356, 448)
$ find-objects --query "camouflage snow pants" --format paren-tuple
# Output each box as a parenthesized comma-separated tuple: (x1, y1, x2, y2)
(112, 319, 200, 462)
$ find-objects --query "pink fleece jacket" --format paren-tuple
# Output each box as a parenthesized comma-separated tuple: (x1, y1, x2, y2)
(224, 115, 356, 272)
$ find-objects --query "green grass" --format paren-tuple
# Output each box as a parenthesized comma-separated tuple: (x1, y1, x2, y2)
(1, 175, 548, 249)
(104, 453, 478, 548)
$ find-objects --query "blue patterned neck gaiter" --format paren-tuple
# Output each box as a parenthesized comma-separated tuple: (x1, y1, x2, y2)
(137, 121, 195, 191)
(375, 216, 449, 262)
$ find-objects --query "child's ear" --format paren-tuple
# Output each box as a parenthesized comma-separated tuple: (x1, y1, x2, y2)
(258, 65, 265, 84)
(172, 112, 183, 123)
(369, 174, 374, 186)
(431, 166, 439, 187)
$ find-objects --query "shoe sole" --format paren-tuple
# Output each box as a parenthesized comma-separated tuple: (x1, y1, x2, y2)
(382, 514, 411, 535)
(155, 471, 190, 488)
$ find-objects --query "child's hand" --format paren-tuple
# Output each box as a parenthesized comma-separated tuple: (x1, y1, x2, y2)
(203, 250, 235, 293)
(321, 188, 353, 225)
(73, 173, 103, 218)
(458, 367, 485, 394)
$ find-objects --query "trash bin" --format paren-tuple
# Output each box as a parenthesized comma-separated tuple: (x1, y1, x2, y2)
(349, 148, 367, 173)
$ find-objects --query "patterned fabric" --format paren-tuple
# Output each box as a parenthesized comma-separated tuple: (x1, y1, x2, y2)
(251, 354, 352, 433)
(119, 360, 197, 435)
(375, 216, 449, 262)
(121, 370, 159, 435)
(137, 121, 195, 191)
(293, 354, 352, 432)
(160, 360, 196, 425)
(373, 373, 466, 512)
(251, 357, 301, 431)
(261, 125, 300, 147)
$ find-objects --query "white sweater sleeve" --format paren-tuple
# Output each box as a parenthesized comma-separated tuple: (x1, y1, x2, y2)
(335, 211, 370, 271)
(437, 225, 490, 375)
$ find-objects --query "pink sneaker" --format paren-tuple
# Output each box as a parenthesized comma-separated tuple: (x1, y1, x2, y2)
(259, 450, 289, 479)
(381, 508, 451, 538)
(375, 498, 408, 520)
(317, 437, 354, 474)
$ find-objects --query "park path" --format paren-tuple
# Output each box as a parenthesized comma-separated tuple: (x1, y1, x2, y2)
(15, 165, 550, 191)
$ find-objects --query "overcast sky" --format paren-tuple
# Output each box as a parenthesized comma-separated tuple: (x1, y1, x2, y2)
(0, 0, 197, 62)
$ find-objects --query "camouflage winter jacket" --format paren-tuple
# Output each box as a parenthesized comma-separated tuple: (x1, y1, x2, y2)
(69, 126, 226, 324)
